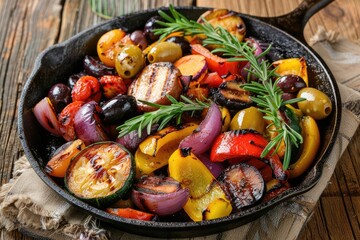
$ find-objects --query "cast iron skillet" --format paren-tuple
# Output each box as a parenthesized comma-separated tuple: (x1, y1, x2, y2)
(18, 0, 341, 238)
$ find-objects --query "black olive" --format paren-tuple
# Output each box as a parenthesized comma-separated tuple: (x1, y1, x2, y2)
(143, 16, 163, 42)
(47, 83, 72, 113)
(276, 74, 306, 93)
(101, 94, 137, 124)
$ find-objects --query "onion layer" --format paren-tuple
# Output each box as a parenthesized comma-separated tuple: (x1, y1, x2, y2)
(179, 102, 222, 155)
(74, 101, 109, 145)
(33, 97, 62, 136)
(131, 176, 189, 216)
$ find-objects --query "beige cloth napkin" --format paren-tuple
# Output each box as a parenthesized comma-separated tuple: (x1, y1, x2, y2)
(1, 27, 359, 240)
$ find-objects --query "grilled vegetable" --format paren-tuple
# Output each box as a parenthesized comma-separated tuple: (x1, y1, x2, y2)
(71, 75, 102, 103)
(97, 29, 127, 67)
(179, 103, 222, 156)
(135, 123, 198, 175)
(73, 101, 109, 145)
(198, 9, 246, 44)
(288, 116, 320, 178)
(210, 130, 288, 181)
(211, 80, 253, 110)
(45, 139, 85, 178)
(33, 97, 62, 137)
(65, 141, 135, 207)
(106, 208, 154, 221)
(191, 44, 243, 76)
(131, 176, 189, 216)
(273, 58, 309, 86)
(128, 62, 182, 112)
(169, 148, 232, 221)
(218, 163, 265, 210)
(174, 54, 208, 82)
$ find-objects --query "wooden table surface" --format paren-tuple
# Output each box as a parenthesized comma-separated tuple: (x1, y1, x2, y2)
(0, 0, 359, 239)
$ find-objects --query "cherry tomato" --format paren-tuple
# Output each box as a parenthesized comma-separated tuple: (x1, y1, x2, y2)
(97, 29, 126, 67)
(71, 76, 101, 103)
(58, 101, 85, 141)
(99, 75, 127, 99)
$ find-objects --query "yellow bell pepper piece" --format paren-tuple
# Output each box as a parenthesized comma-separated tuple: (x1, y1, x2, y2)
(135, 123, 198, 176)
(169, 149, 232, 221)
(220, 106, 231, 132)
(273, 57, 309, 86)
(139, 123, 198, 157)
(288, 116, 320, 178)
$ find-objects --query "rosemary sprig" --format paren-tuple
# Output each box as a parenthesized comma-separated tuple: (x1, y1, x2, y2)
(153, 5, 304, 169)
(117, 95, 209, 138)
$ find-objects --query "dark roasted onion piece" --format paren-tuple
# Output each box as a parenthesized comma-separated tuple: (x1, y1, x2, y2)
(131, 176, 189, 216)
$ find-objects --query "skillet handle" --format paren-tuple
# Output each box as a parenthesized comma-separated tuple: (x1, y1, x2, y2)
(254, 0, 334, 43)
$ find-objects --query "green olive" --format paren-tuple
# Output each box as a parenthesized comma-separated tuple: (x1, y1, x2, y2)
(147, 42, 182, 63)
(297, 87, 332, 120)
(230, 107, 265, 133)
(115, 45, 145, 78)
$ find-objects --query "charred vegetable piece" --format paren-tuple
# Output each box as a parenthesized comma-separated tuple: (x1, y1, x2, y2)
(288, 116, 320, 178)
(169, 149, 232, 221)
(211, 80, 253, 111)
(131, 176, 189, 216)
(71, 75, 102, 103)
(74, 101, 109, 145)
(127, 62, 182, 112)
(45, 139, 85, 178)
(58, 101, 85, 141)
(65, 141, 135, 207)
(106, 208, 154, 221)
(143, 16, 163, 42)
(198, 9, 246, 44)
(174, 55, 208, 82)
(83, 55, 115, 78)
(273, 58, 309, 86)
(179, 103, 222, 156)
(135, 123, 198, 175)
(210, 130, 288, 181)
(219, 163, 265, 210)
(99, 75, 127, 99)
(191, 44, 244, 76)
(33, 97, 62, 137)
(97, 29, 126, 67)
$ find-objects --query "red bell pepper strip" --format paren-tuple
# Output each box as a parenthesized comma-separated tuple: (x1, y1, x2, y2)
(106, 208, 154, 221)
(191, 44, 246, 76)
(210, 130, 288, 180)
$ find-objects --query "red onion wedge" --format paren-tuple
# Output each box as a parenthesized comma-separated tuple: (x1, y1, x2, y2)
(74, 101, 109, 145)
(131, 176, 189, 216)
(197, 154, 224, 178)
(179, 102, 222, 156)
(33, 97, 62, 136)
